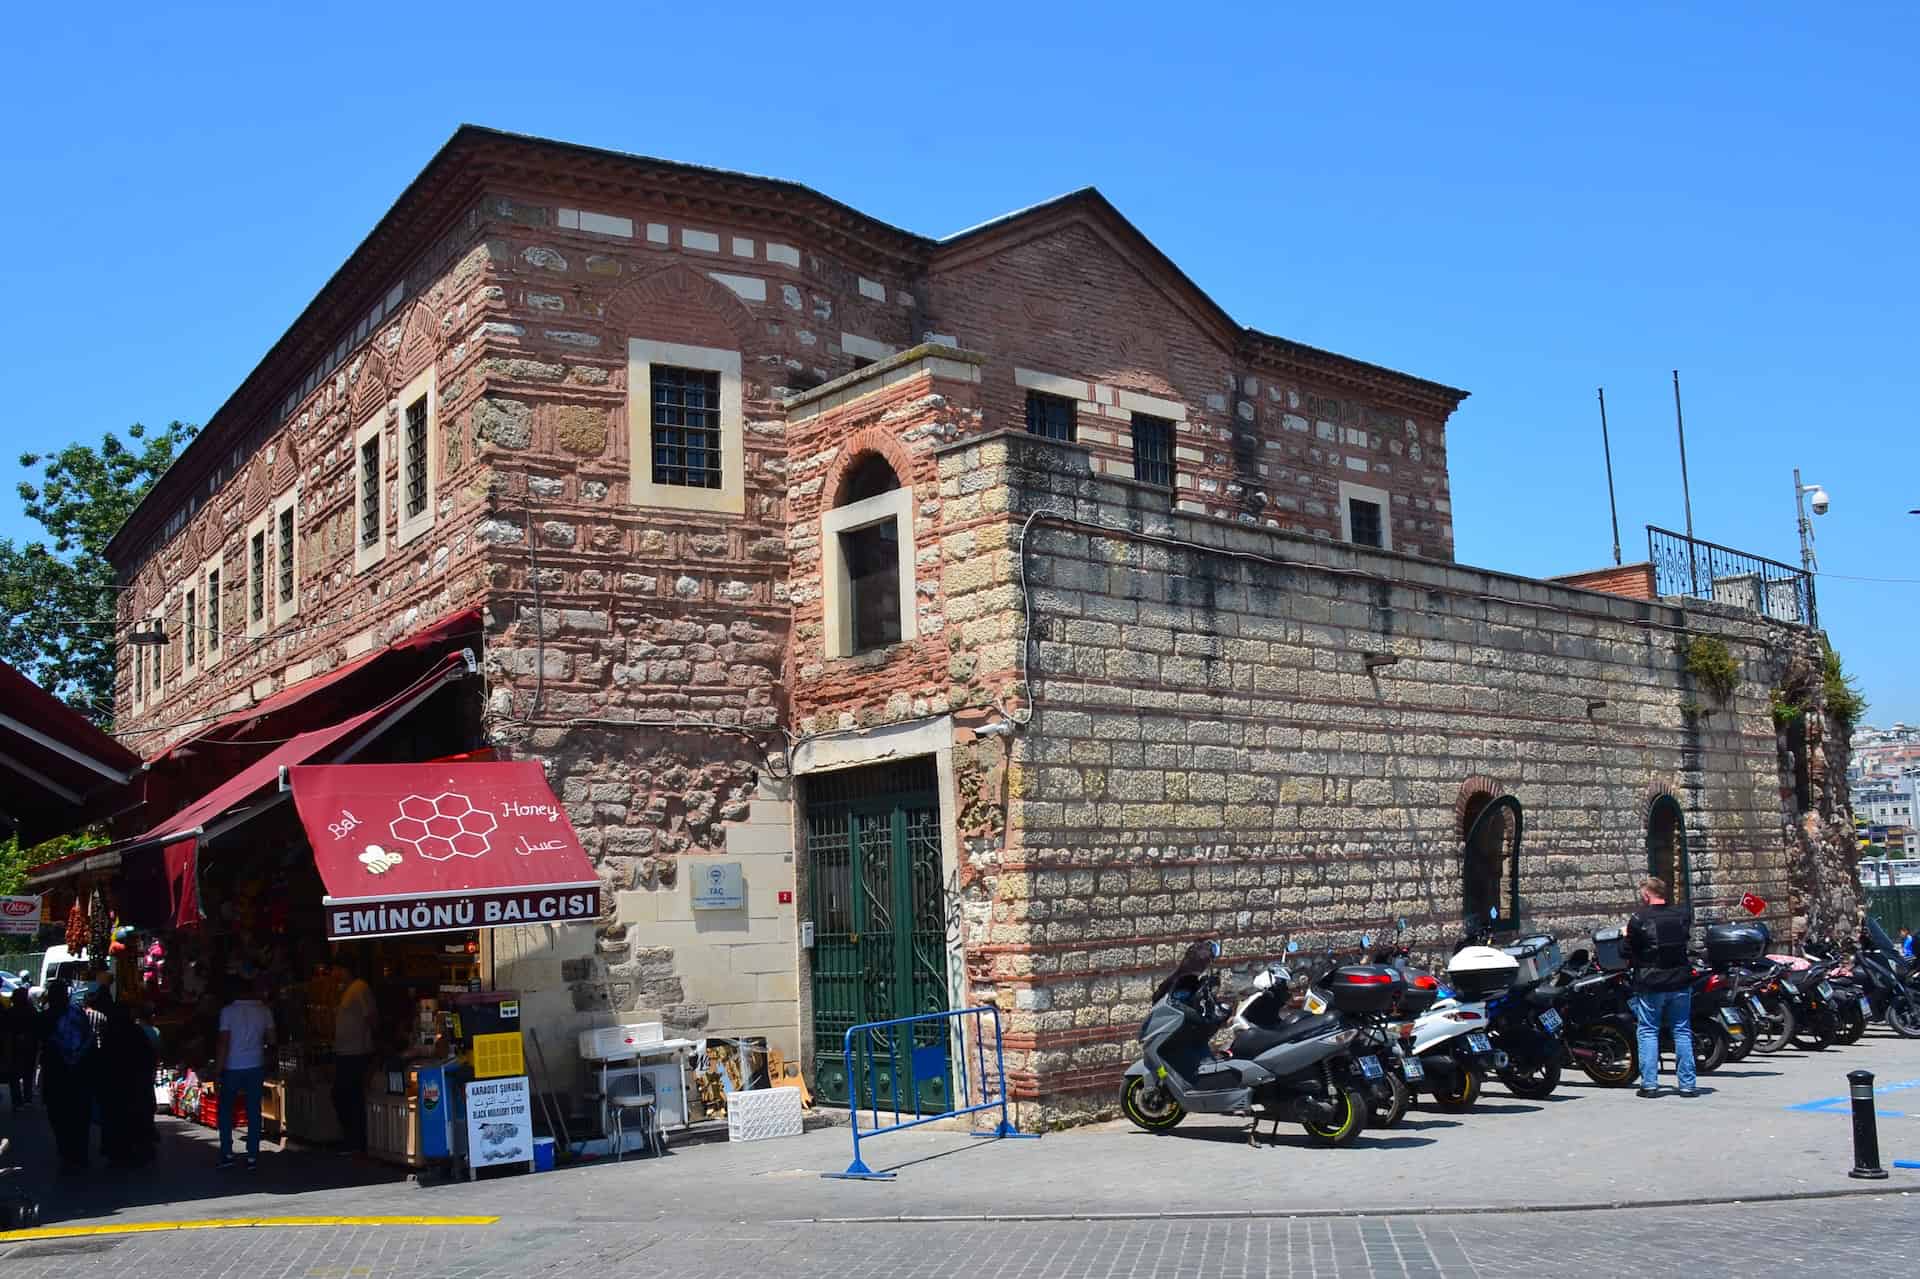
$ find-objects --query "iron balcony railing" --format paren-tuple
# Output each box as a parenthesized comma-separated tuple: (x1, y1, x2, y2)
(1647, 525, 1817, 628)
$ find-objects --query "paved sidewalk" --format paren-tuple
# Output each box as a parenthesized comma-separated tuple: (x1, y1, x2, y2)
(4, 1195, 1919, 1278)
(7, 1028, 1920, 1238)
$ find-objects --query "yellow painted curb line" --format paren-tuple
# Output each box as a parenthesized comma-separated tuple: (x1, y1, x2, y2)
(0, 1215, 498, 1243)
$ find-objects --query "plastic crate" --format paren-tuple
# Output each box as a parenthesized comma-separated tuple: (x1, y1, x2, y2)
(726, 1086, 804, 1143)
(472, 1032, 525, 1079)
(578, 1023, 664, 1059)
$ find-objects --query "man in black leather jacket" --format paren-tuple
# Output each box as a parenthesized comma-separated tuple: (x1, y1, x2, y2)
(1625, 876, 1696, 1099)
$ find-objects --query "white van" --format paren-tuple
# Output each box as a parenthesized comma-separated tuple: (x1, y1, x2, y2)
(37, 945, 94, 996)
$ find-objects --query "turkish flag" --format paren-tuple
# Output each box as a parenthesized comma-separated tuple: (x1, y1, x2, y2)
(1741, 893, 1768, 916)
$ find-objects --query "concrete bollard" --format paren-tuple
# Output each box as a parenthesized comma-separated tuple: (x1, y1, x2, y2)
(1848, 1069, 1888, 1180)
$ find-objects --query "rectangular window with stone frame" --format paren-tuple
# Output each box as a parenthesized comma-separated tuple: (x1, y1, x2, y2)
(1132, 413, 1173, 487)
(1025, 391, 1076, 443)
(250, 529, 266, 623)
(278, 506, 296, 607)
(1348, 498, 1383, 548)
(184, 588, 197, 669)
(651, 364, 724, 489)
(206, 566, 220, 655)
(403, 394, 429, 519)
(359, 437, 381, 546)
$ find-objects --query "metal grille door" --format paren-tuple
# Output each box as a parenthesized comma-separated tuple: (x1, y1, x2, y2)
(807, 759, 951, 1110)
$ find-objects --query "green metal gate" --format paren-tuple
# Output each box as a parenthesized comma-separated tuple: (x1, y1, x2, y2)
(806, 758, 951, 1111)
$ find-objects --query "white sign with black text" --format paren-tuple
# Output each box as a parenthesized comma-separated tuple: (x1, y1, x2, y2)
(465, 1075, 534, 1171)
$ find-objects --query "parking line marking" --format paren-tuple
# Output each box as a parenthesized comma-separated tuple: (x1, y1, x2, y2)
(0, 1216, 498, 1243)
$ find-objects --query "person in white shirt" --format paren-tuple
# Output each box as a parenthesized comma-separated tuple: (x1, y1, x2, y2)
(330, 960, 378, 1155)
(215, 974, 275, 1169)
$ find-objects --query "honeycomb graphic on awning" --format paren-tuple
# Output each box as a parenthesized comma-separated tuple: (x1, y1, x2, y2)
(389, 791, 499, 862)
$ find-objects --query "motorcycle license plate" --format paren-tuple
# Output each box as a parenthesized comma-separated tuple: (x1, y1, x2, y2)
(1539, 1008, 1563, 1034)
(1719, 1007, 1743, 1030)
(1818, 982, 1835, 1001)
(1304, 991, 1328, 1015)
(1467, 1033, 1492, 1053)
(1402, 1056, 1425, 1081)
(1356, 1055, 1383, 1080)
(1748, 996, 1767, 1017)
(1862, 997, 1874, 1016)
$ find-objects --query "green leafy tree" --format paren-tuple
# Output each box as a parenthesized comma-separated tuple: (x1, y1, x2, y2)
(0, 831, 104, 897)
(0, 421, 195, 723)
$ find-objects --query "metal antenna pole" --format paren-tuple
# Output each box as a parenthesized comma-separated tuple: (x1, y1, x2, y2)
(1673, 370, 1698, 594)
(1794, 466, 1818, 575)
(1598, 387, 1622, 566)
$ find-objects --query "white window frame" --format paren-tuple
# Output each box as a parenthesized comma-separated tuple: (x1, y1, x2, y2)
(353, 417, 386, 574)
(821, 486, 917, 659)
(245, 511, 270, 638)
(273, 486, 301, 623)
(627, 338, 745, 516)
(1338, 480, 1393, 552)
(394, 366, 438, 547)
(200, 552, 224, 668)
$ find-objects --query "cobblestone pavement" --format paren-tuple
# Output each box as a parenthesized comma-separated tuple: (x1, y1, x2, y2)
(4, 1194, 1919, 1279)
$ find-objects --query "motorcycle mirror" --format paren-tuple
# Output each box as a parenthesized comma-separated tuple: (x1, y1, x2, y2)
(1489, 906, 1499, 921)
(1207, 940, 1222, 960)
(1361, 934, 1374, 949)
(1285, 940, 1300, 954)
(1395, 916, 1408, 932)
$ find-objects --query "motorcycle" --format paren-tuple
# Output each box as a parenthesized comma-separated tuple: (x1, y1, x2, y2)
(1766, 952, 1842, 1051)
(1550, 950, 1639, 1086)
(1470, 932, 1567, 1098)
(1397, 911, 1518, 1112)
(1234, 936, 1414, 1129)
(1856, 919, 1920, 1038)
(1120, 940, 1387, 1147)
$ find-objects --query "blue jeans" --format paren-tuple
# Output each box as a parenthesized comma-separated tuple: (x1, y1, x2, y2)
(219, 1067, 265, 1161)
(1630, 990, 1696, 1091)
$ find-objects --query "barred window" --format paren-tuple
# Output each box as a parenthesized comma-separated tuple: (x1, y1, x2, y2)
(250, 530, 266, 622)
(1025, 392, 1076, 443)
(206, 568, 220, 652)
(403, 395, 429, 519)
(359, 437, 381, 546)
(1132, 413, 1173, 487)
(278, 507, 295, 604)
(651, 364, 723, 489)
(184, 589, 197, 668)
(1348, 498, 1383, 548)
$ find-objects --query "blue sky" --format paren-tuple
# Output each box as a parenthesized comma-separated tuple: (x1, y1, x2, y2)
(4, 4, 1916, 719)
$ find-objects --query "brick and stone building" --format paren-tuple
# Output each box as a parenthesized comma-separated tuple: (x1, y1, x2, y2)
(100, 126, 1854, 1122)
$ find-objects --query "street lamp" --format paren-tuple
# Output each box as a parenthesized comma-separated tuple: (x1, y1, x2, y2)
(1794, 470, 1828, 575)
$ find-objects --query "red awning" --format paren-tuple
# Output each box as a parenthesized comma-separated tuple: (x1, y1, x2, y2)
(289, 761, 600, 941)
(0, 659, 140, 846)
(149, 607, 482, 766)
(26, 654, 471, 910)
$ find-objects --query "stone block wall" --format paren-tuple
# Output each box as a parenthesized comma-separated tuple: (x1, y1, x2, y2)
(932, 432, 1802, 1122)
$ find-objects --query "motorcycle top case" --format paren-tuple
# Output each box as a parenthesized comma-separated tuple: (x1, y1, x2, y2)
(1705, 921, 1771, 966)
(1397, 970, 1441, 1015)
(1591, 927, 1630, 972)
(1445, 945, 1521, 999)
(1323, 964, 1406, 1013)
(1500, 934, 1563, 985)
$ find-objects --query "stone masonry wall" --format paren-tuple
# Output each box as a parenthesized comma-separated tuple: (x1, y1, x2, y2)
(113, 218, 498, 750)
(934, 433, 1800, 1124)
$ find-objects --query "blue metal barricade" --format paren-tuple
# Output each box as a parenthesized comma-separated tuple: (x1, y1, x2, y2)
(822, 1004, 1038, 1180)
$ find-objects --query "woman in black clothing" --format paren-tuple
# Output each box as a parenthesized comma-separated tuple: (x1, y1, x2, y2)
(97, 998, 157, 1166)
